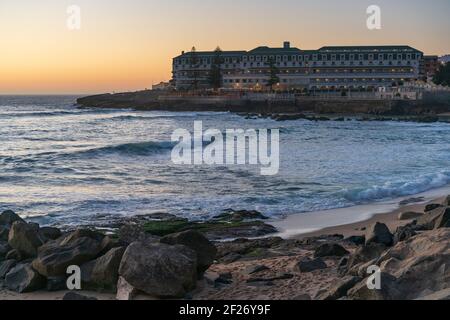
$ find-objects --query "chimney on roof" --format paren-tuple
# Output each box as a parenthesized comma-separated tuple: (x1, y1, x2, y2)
(283, 41, 290, 49)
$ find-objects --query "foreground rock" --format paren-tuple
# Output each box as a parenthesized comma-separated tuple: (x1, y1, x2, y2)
(8, 222, 45, 258)
(81, 247, 126, 291)
(375, 228, 450, 299)
(32, 229, 106, 277)
(5, 263, 46, 293)
(160, 230, 217, 275)
(119, 242, 197, 298)
(365, 222, 393, 246)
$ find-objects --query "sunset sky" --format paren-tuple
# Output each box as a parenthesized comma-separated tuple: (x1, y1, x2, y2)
(1, 0, 449, 94)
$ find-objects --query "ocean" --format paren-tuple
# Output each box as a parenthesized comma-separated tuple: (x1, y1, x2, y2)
(1, 95, 450, 228)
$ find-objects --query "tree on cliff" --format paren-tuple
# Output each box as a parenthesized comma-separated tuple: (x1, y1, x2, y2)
(433, 62, 450, 86)
(266, 58, 280, 91)
(208, 47, 223, 90)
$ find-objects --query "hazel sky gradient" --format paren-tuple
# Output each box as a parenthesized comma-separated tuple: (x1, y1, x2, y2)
(1, 0, 449, 94)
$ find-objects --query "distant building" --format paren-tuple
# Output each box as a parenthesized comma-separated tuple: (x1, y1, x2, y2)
(172, 42, 423, 91)
(420, 55, 440, 80)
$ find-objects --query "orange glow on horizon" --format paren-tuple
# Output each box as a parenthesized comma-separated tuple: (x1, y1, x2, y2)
(0, 0, 449, 94)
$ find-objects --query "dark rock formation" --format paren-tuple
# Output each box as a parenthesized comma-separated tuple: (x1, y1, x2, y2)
(32, 229, 105, 277)
(118, 242, 197, 298)
(295, 257, 327, 273)
(160, 230, 216, 275)
(314, 243, 349, 258)
(365, 222, 393, 246)
(80, 247, 125, 291)
(5, 263, 46, 293)
(8, 222, 45, 258)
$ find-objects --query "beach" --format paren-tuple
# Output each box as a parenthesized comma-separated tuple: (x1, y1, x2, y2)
(1, 190, 449, 300)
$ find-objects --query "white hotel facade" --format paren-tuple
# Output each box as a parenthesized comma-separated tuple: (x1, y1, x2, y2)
(172, 42, 423, 91)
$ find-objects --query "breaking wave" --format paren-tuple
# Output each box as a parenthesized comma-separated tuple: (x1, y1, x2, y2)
(343, 171, 450, 202)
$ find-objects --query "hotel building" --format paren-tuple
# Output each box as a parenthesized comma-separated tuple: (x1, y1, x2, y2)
(172, 42, 423, 91)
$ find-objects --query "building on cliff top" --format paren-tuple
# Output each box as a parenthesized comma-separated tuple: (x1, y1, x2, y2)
(172, 42, 423, 91)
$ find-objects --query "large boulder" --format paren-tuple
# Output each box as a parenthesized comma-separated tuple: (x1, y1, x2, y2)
(365, 222, 393, 246)
(8, 222, 45, 258)
(5, 263, 46, 293)
(375, 228, 450, 299)
(32, 229, 105, 277)
(81, 247, 125, 291)
(160, 230, 217, 275)
(314, 243, 349, 258)
(0, 210, 25, 227)
(119, 242, 197, 298)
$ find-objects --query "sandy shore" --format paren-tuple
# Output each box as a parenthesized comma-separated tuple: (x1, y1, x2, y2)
(271, 186, 450, 239)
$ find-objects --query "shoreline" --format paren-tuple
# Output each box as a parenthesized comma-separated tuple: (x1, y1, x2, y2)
(270, 184, 450, 239)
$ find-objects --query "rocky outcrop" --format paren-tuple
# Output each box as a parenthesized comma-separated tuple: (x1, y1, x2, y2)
(375, 228, 450, 299)
(118, 242, 198, 298)
(32, 229, 105, 277)
(8, 222, 45, 258)
(5, 263, 46, 293)
(365, 222, 393, 246)
(160, 230, 217, 275)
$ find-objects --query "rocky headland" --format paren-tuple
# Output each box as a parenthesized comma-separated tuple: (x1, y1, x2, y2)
(75, 90, 450, 123)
